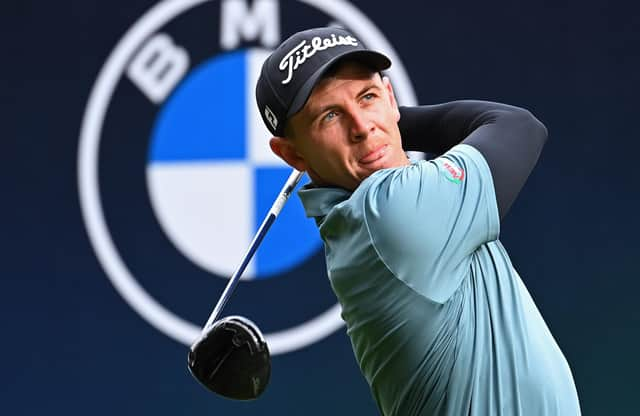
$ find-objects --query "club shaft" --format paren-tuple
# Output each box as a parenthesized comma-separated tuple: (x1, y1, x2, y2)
(203, 169, 304, 331)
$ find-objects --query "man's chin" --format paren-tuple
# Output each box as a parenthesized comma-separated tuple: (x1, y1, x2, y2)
(358, 160, 393, 176)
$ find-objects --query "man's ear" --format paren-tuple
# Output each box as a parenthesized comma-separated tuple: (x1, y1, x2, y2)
(269, 137, 308, 172)
(382, 76, 400, 122)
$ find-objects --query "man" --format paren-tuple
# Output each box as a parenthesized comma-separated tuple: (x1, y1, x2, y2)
(256, 27, 581, 415)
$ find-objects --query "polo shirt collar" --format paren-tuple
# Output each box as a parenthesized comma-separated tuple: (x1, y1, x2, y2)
(298, 184, 352, 218)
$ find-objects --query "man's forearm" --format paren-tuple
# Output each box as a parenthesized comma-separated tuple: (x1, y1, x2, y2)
(398, 100, 548, 219)
(399, 101, 486, 153)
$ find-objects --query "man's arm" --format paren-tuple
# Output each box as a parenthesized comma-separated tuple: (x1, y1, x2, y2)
(398, 101, 548, 219)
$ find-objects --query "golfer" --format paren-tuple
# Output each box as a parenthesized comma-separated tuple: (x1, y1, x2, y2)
(256, 27, 581, 415)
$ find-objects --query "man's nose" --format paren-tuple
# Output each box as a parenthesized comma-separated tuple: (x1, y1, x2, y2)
(349, 109, 373, 142)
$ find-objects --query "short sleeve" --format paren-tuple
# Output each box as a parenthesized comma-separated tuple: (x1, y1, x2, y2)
(363, 144, 500, 303)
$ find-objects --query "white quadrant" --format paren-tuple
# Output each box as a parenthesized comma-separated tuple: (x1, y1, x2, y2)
(247, 48, 287, 167)
(147, 161, 257, 278)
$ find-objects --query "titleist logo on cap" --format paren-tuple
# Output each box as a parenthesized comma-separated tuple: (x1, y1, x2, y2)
(279, 34, 359, 85)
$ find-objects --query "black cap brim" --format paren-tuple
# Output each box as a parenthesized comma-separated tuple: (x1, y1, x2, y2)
(286, 49, 391, 121)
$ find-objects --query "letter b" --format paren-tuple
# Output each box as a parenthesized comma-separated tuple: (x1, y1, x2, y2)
(126, 33, 189, 104)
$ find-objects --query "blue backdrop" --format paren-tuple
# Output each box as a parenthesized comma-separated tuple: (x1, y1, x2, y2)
(2, 1, 639, 414)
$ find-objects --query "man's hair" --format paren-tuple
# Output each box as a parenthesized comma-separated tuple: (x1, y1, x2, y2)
(283, 120, 297, 140)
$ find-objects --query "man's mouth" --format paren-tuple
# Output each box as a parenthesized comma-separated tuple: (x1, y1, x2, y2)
(359, 144, 389, 164)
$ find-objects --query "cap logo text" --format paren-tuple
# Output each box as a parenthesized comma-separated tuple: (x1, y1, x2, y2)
(279, 34, 359, 85)
(264, 105, 278, 131)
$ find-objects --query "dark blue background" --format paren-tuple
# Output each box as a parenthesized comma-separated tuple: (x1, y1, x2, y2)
(2, 1, 639, 414)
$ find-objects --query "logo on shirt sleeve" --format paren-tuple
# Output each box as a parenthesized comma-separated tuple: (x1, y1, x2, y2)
(443, 161, 465, 184)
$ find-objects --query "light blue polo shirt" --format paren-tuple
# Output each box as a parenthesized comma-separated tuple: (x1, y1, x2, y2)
(299, 144, 580, 416)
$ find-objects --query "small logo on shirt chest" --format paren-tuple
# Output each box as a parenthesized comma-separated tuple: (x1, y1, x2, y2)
(443, 161, 465, 184)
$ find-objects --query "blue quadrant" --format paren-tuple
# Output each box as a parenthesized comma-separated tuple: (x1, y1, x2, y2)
(255, 168, 322, 278)
(149, 50, 247, 162)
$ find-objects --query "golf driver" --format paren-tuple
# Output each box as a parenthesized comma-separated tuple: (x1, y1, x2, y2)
(188, 169, 304, 400)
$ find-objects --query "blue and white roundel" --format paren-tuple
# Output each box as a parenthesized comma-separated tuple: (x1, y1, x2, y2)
(146, 48, 322, 280)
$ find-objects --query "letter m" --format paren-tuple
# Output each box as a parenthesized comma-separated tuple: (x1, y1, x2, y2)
(221, 0, 280, 50)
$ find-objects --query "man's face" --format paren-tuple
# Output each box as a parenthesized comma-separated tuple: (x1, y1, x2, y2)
(271, 61, 409, 191)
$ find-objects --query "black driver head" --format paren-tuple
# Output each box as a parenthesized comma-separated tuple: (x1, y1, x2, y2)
(187, 316, 271, 400)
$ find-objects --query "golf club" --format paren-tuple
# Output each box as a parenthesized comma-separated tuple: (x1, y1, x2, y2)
(188, 169, 304, 400)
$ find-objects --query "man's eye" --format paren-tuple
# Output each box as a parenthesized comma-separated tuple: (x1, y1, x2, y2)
(362, 93, 377, 102)
(324, 111, 337, 121)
